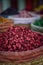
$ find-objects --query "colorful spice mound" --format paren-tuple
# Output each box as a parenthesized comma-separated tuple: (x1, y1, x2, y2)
(0, 26, 43, 51)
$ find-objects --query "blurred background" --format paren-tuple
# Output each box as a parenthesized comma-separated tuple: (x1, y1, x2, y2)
(0, 0, 43, 12)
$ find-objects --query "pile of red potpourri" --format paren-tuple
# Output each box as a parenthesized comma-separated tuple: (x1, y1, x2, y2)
(0, 26, 43, 51)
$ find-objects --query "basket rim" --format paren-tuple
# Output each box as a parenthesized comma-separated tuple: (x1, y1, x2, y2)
(0, 46, 43, 55)
(0, 46, 43, 63)
(31, 23, 43, 29)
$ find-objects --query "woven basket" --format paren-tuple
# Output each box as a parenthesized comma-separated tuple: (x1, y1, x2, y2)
(0, 17, 14, 33)
(0, 46, 43, 64)
(0, 19, 43, 64)
(0, 56, 43, 65)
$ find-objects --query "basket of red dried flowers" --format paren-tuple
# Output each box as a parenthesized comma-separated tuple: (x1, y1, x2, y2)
(0, 23, 43, 65)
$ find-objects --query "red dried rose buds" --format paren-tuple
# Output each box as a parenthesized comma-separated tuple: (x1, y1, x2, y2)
(0, 26, 43, 51)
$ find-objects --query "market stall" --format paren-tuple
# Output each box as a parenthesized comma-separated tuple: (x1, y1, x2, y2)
(0, 0, 43, 65)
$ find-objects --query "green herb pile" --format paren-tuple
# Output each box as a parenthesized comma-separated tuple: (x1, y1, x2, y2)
(34, 19, 43, 27)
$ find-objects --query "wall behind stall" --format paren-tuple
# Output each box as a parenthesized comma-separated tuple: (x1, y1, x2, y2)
(18, 0, 25, 11)
(0, 0, 2, 13)
(11, 0, 26, 11)
(2, 0, 11, 11)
